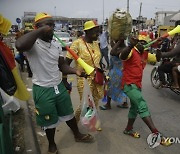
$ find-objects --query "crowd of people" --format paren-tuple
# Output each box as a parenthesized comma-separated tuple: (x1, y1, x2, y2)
(16, 12, 180, 153)
(1, 11, 179, 153)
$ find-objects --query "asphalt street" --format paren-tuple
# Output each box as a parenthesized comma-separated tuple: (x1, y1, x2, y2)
(22, 63, 180, 154)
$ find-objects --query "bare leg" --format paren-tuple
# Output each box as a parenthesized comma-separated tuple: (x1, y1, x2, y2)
(142, 116, 158, 133)
(66, 117, 80, 137)
(66, 117, 94, 142)
(125, 118, 136, 131)
(105, 96, 111, 108)
(99, 96, 111, 110)
(117, 97, 129, 108)
(45, 128, 57, 153)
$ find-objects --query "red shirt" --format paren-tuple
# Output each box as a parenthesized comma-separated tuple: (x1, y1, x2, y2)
(122, 48, 148, 89)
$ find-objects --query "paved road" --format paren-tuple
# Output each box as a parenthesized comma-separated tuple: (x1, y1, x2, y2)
(24, 64, 180, 154)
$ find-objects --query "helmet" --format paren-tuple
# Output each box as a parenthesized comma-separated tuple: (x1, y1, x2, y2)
(138, 31, 151, 43)
(34, 12, 52, 23)
(84, 20, 99, 31)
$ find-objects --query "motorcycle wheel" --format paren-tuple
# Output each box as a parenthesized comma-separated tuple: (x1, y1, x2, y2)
(151, 67, 162, 89)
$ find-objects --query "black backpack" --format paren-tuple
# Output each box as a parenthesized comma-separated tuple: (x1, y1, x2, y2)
(0, 50, 17, 96)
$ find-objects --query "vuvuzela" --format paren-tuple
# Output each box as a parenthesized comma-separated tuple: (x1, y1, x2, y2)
(144, 25, 180, 48)
(54, 34, 94, 75)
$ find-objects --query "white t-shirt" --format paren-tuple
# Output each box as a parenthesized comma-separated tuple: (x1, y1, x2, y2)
(26, 39, 63, 87)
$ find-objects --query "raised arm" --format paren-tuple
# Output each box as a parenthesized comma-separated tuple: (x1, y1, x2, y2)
(120, 37, 139, 60)
(15, 26, 51, 52)
(110, 40, 122, 56)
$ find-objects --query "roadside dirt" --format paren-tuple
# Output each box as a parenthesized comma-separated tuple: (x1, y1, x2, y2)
(12, 108, 26, 154)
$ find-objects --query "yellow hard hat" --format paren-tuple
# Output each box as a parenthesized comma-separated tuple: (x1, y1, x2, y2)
(34, 12, 52, 23)
(84, 20, 99, 31)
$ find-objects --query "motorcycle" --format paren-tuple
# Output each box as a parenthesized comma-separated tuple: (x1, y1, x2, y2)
(151, 59, 180, 95)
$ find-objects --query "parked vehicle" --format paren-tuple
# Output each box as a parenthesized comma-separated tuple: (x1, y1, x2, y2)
(151, 59, 180, 95)
(54, 31, 72, 48)
(158, 25, 174, 37)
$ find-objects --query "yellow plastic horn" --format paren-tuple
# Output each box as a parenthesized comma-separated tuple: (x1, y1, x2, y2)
(54, 33, 94, 75)
(77, 58, 94, 75)
(168, 25, 180, 36)
(144, 25, 180, 48)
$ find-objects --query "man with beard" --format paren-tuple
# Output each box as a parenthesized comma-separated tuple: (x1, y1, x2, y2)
(63, 20, 104, 129)
(15, 13, 94, 154)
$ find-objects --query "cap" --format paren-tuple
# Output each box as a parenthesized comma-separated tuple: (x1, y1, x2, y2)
(138, 31, 151, 43)
(34, 12, 52, 23)
(84, 20, 99, 31)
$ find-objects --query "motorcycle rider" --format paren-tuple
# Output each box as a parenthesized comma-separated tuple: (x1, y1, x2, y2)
(157, 35, 180, 88)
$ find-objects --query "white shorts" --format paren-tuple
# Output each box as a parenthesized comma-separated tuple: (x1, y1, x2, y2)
(178, 65, 180, 72)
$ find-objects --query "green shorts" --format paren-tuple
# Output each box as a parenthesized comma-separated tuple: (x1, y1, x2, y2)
(33, 82, 74, 127)
(123, 84, 150, 119)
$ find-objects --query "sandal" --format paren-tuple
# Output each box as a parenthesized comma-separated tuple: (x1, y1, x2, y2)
(161, 137, 172, 146)
(75, 134, 94, 143)
(99, 105, 111, 110)
(123, 129, 140, 138)
(96, 127, 102, 131)
(117, 104, 129, 109)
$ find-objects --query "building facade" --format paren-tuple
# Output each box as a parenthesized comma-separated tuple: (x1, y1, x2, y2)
(22, 12, 97, 31)
(164, 11, 180, 26)
(155, 11, 178, 26)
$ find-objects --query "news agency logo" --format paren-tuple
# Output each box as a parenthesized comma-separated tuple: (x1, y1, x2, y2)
(147, 133, 161, 148)
(147, 133, 180, 148)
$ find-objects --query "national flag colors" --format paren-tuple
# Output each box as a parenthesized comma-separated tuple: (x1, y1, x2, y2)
(0, 41, 30, 101)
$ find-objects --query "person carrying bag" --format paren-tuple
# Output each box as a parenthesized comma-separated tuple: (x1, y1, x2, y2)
(82, 37, 105, 85)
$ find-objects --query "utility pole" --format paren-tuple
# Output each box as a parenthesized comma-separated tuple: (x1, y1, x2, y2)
(54, 6, 57, 21)
(138, 2, 142, 31)
(103, 0, 104, 27)
(127, 0, 129, 13)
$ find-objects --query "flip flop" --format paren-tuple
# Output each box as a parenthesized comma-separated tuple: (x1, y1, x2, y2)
(123, 129, 140, 138)
(96, 127, 102, 131)
(117, 104, 129, 109)
(99, 105, 111, 110)
(75, 134, 94, 143)
(161, 137, 172, 146)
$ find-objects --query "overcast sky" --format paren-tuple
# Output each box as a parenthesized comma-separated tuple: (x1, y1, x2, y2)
(0, 0, 180, 24)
